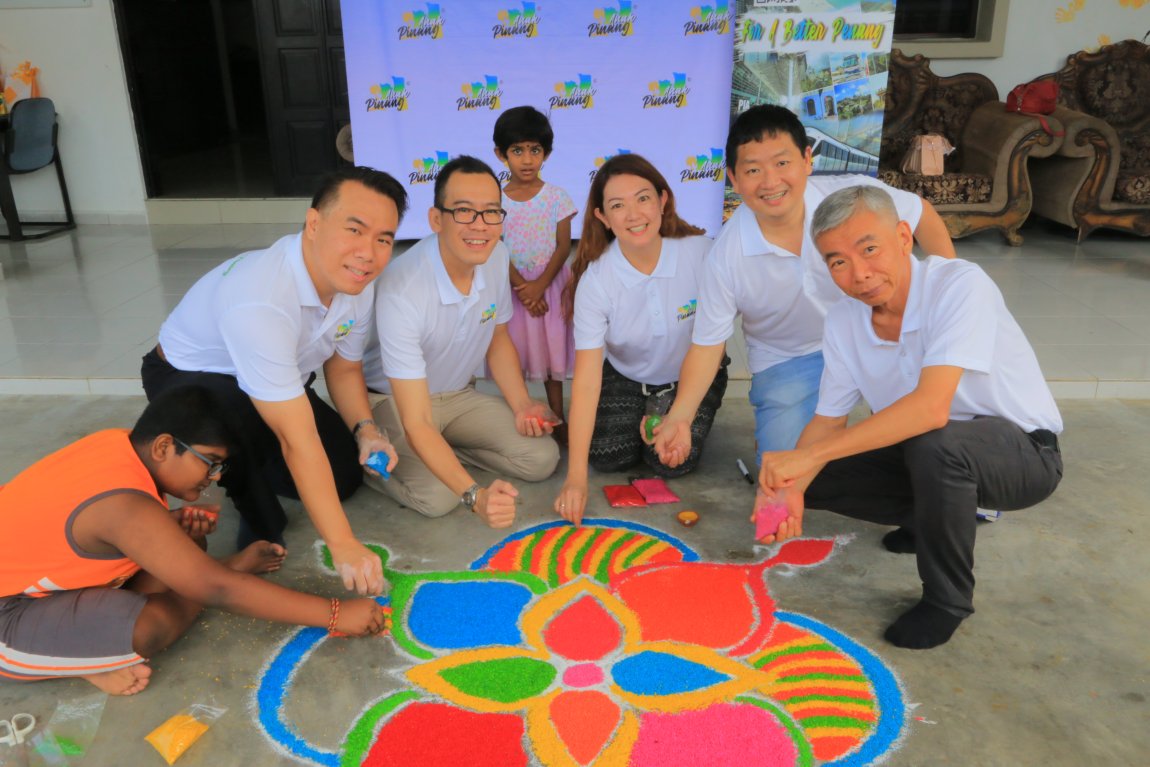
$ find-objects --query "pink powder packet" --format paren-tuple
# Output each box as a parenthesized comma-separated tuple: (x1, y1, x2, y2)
(754, 499, 791, 540)
(631, 477, 680, 504)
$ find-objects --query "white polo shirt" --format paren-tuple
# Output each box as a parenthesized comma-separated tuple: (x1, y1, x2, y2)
(816, 255, 1063, 434)
(158, 233, 373, 402)
(363, 234, 513, 395)
(573, 235, 711, 386)
(693, 174, 923, 375)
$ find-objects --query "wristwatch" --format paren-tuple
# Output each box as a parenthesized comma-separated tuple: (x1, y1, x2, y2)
(460, 483, 480, 511)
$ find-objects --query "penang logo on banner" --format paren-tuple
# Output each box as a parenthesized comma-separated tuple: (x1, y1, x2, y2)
(684, 2, 730, 35)
(493, 2, 539, 39)
(367, 77, 410, 112)
(410, 151, 449, 185)
(551, 74, 596, 110)
(588, 1, 634, 37)
(681, 149, 725, 183)
(458, 75, 503, 111)
(397, 3, 444, 40)
(589, 149, 633, 182)
(644, 72, 690, 109)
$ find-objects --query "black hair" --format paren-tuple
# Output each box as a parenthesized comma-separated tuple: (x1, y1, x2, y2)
(725, 104, 808, 170)
(433, 155, 502, 209)
(130, 386, 235, 454)
(493, 106, 555, 155)
(309, 166, 409, 221)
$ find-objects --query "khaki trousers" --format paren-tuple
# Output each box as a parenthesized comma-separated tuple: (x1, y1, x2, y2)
(365, 386, 560, 517)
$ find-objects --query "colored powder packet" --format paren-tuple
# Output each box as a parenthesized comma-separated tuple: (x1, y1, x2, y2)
(754, 503, 789, 540)
(603, 484, 648, 508)
(631, 477, 680, 504)
(754, 489, 790, 541)
(26, 691, 107, 767)
(145, 704, 227, 765)
(365, 451, 391, 479)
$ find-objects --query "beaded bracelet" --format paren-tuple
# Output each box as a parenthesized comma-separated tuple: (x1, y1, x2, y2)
(327, 597, 341, 635)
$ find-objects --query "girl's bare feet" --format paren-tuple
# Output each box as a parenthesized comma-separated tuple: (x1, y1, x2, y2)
(81, 663, 152, 695)
(224, 541, 287, 574)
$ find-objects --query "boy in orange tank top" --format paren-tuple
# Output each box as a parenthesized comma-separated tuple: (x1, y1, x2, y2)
(0, 386, 386, 696)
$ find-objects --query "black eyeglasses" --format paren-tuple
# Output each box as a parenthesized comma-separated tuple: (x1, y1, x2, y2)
(174, 438, 228, 478)
(437, 206, 507, 225)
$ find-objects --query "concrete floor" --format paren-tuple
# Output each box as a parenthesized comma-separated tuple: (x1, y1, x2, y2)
(0, 393, 1147, 766)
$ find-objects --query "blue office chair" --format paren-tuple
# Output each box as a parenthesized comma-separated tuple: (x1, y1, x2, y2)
(0, 97, 76, 242)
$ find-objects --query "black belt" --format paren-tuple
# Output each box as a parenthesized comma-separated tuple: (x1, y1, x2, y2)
(1029, 428, 1059, 452)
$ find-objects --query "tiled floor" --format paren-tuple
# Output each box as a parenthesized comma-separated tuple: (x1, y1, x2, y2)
(0, 218, 1148, 397)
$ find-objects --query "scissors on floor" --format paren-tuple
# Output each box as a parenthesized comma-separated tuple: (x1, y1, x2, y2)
(0, 713, 35, 746)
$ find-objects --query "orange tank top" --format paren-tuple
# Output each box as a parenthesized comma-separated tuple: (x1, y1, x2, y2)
(0, 429, 165, 598)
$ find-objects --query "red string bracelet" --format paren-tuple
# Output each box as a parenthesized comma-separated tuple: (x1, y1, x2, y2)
(327, 597, 341, 635)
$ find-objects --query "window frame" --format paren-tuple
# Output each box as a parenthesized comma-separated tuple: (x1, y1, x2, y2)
(893, 0, 1009, 59)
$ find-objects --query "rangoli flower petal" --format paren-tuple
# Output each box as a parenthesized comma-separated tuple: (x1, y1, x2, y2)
(408, 646, 555, 711)
(542, 594, 623, 661)
(361, 701, 529, 767)
(526, 690, 640, 767)
(387, 570, 548, 658)
(629, 701, 802, 767)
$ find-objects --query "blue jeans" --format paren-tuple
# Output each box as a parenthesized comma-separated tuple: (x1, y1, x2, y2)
(748, 350, 824, 456)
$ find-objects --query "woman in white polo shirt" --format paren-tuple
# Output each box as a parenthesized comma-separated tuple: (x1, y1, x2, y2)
(553, 154, 729, 525)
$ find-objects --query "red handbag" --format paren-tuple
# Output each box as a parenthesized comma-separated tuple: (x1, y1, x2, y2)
(1006, 80, 1059, 114)
(1006, 80, 1063, 135)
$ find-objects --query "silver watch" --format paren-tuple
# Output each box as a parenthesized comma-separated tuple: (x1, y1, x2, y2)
(460, 483, 480, 510)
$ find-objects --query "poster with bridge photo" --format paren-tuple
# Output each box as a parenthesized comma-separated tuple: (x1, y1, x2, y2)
(729, 0, 896, 214)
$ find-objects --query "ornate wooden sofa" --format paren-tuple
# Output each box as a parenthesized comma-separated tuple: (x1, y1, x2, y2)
(878, 50, 1063, 245)
(1028, 40, 1150, 241)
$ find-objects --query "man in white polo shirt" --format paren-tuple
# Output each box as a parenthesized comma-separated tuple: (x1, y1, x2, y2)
(362, 156, 560, 526)
(142, 166, 407, 596)
(654, 105, 955, 467)
(758, 185, 1063, 649)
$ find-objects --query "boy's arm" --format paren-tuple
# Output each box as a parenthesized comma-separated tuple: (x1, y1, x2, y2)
(252, 395, 384, 595)
(80, 495, 385, 635)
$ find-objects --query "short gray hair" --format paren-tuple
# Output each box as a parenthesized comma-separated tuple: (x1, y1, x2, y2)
(810, 185, 899, 241)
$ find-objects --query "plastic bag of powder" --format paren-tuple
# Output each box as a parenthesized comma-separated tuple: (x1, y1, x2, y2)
(145, 703, 227, 765)
(26, 692, 107, 767)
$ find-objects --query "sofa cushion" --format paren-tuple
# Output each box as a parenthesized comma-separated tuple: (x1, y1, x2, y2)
(1114, 173, 1150, 205)
(878, 170, 992, 205)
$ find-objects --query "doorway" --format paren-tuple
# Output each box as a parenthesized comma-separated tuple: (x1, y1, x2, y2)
(113, 0, 347, 198)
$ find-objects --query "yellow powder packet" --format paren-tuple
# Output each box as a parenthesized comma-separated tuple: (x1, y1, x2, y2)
(145, 704, 226, 764)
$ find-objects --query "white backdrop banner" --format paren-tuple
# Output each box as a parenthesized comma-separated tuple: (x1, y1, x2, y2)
(343, 1, 735, 239)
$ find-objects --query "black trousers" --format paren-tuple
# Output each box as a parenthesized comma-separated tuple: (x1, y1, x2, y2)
(140, 347, 362, 543)
(805, 417, 1063, 617)
(588, 356, 729, 478)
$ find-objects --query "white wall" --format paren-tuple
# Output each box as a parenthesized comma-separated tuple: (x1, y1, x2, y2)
(929, 0, 1150, 95)
(1, 0, 147, 223)
(1, 0, 1146, 224)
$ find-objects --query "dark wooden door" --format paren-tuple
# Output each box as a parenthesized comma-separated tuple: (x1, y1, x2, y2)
(253, 0, 347, 196)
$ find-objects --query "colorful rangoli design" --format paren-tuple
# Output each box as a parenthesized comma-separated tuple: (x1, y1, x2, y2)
(256, 520, 905, 766)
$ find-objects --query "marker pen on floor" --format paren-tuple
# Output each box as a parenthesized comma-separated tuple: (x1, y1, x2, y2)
(736, 458, 754, 485)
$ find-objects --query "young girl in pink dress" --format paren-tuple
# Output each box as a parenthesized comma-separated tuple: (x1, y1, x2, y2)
(493, 106, 578, 442)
